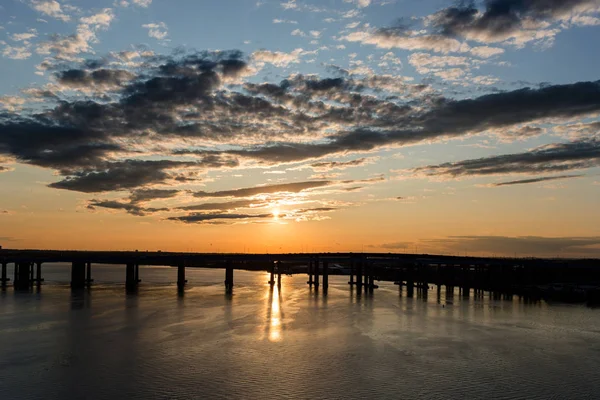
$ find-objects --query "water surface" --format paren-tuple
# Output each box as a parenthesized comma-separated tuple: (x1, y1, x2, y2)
(1, 264, 599, 399)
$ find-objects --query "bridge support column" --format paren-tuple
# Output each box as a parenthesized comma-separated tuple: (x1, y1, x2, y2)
(71, 262, 86, 290)
(225, 261, 234, 293)
(126, 263, 138, 291)
(14, 262, 33, 290)
(363, 262, 369, 292)
(323, 261, 329, 293)
(356, 259, 363, 291)
(348, 260, 355, 285)
(462, 286, 470, 298)
(177, 263, 187, 290)
(406, 280, 414, 298)
(314, 259, 320, 289)
(35, 262, 44, 285)
(86, 262, 93, 286)
(368, 267, 377, 291)
(307, 258, 314, 286)
(268, 261, 275, 286)
(276, 261, 282, 287)
(1, 262, 9, 286)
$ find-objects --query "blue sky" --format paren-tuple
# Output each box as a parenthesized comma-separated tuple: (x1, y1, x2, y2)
(0, 0, 599, 256)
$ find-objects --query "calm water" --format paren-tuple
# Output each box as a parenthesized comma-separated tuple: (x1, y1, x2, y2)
(1, 264, 600, 399)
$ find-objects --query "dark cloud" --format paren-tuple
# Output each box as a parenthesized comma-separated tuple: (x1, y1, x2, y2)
(194, 181, 331, 198)
(206, 80, 600, 164)
(294, 207, 337, 213)
(413, 138, 600, 178)
(168, 212, 273, 224)
(491, 174, 583, 187)
(177, 200, 263, 211)
(309, 157, 373, 171)
(430, 0, 597, 43)
(129, 189, 181, 203)
(56, 69, 135, 88)
(427, 235, 600, 257)
(87, 200, 169, 216)
(49, 160, 199, 193)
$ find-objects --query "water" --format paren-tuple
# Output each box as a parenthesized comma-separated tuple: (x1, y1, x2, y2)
(1, 264, 600, 399)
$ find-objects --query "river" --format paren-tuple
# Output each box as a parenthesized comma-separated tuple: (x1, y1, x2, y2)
(1, 264, 599, 399)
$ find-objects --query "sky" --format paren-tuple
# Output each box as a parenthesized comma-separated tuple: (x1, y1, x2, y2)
(0, 0, 599, 257)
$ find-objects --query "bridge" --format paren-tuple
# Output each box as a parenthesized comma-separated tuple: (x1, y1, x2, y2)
(1, 249, 599, 300)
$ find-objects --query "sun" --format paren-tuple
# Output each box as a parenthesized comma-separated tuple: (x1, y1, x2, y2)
(272, 208, 280, 220)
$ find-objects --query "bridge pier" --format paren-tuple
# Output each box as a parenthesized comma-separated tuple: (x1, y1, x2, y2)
(323, 261, 329, 293)
(1, 262, 9, 286)
(225, 261, 234, 293)
(85, 262, 93, 286)
(356, 259, 363, 291)
(348, 259, 355, 285)
(71, 261, 86, 290)
(177, 263, 187, 290)
(314, 258, 320, 289)
(276, 261, 282, 287)
(306, 258, 313, 286)
(269, 261, 275, 286)
(34, 262, 44, 285)
(126, 263, 139, 291)
(14, 262, 33, 290)
(406, 280, 414, 298)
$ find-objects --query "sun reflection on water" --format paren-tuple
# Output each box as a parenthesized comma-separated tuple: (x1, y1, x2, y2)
(263, 274, 284, 342)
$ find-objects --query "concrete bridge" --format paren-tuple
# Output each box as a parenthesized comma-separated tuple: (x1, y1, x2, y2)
(1, 249, 599, 298)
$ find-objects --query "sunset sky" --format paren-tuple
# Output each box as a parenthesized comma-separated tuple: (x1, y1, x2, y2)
(0, 0, 599, 257)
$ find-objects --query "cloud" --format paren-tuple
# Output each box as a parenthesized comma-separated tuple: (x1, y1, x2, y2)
(0, 96, 26, 111)
(470, 45, 504, 58)
(88, 199, 168, 216)
(412, 139, 600, 179)
(36, 9, 115, 61)
(3, 46, 32, 60)
(132, 0, 152, 7)
(30, 0, 71, 22)
(2, 47, 600, 226)
(251, 48, 305, 67)
(426, 235, 600, 257)
(142, 22, 168, 40)
(129, 188, 181, 203)
(168, 212, 273, 224)
(273, 19, 298, 24)
(177, 199, 263, 211)
(490, 174, 584, 186)
(343, 29, 468, 54)
(55, 68, 135, 89)
(428, 0, 599, 48)
(379, 241, 413, 250)
(48, 160, 201, 193)
(10, 30, 38, 42)
(308, 157, 377, 171)
(194, 181, 331, 198)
